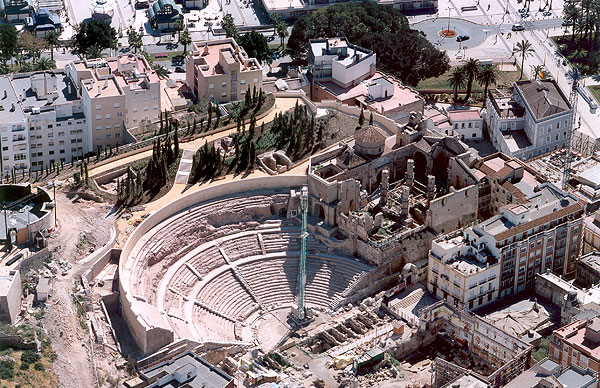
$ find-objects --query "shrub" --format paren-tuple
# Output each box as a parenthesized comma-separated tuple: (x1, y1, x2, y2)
(20, 350, 40, 366)
(33, 362, 45, 372)
(0, 360, 14, 379)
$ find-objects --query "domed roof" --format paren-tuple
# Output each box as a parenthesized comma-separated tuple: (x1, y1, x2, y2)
(355, 125, 386, 145)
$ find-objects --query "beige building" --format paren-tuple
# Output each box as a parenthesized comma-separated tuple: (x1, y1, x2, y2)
(185, 38, 263, 104)
(0, 269, 21, 324)
(584, 211, 600, 255)
(66, 58, 126, 151)
(107, 55, 161, 128)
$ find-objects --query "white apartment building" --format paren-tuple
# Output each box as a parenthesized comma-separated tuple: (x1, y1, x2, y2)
(428, 231, 501, 310)
(448, 109, 483, 140)
(0, 77, 29, 174)
(308, 38, 376, 88)
(11, 72, 88, 171)
(487, 79, 573, 160)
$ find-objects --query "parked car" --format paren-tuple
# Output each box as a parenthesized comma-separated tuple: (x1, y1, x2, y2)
(175, 66, 185, 73)
(136, 0, 149, 8)
(512, 24, 525, 31)
(456, 35, 470, 42)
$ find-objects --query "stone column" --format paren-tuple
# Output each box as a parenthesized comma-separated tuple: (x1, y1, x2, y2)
(380, 169, 389, 206)
(400, 185, 410, 218)
(406, 159, 414, 188)
(427, 175, 436, 200)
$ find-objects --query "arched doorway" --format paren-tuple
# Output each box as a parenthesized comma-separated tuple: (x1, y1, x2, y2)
(413, 151, 427, 184)
(432, 152, 449, 184)
(313, 203, 325, 220)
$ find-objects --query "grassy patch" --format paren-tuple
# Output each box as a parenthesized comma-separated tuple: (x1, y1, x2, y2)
(589, 85, 600, 104)
(416, 66, 523, 92)
(532, 335, 550, 362)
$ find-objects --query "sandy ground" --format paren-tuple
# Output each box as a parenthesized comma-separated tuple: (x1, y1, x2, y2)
(42, 189, 118, 388)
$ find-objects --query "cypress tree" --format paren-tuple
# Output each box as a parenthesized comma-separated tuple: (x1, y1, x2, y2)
(174, 125, 180, 157)
(369, 112, 373, 125)
(359, 107, 365, 126)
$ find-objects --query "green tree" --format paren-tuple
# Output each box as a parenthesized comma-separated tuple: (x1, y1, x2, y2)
(174, 19, 184, 41)
(152, 63, 169, 78)
(71, 19, 117, 58)
(447, 67, 467, 103)
(276, 20, 288, 50)
(287, 2, 448, 87)
(34, 57, 55, 70)
(45, 30, 60, 61)
(513, 40, 534, 80)
(128, 26, 143, 54)
(358, 107, 365, 126)
(461, 58, 480, 101)
(531, 64, 545, 80)
(221, 14, 239, 41)
(239, 30, 271, 62)
(270, 14, 282, 37)
(86, 45, 103, 59)
(476, 64, 499, 107)
(180, 28, 192, 55)
(0, 24, 18, 66)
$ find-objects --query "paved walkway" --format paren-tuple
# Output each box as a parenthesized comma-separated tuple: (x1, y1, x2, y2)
(175, 149, 195, 184)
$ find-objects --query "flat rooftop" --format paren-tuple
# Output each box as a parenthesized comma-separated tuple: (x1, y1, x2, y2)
(11, 71, 79, 109)
(0, 77, 26, 124)
(262, 0, 304, 10)
(502, 130, 533, 153)
(190, 40, 260, 78)
(448, 109, 482, 121)
(107, 55, 160, 90)
(141, 352, 233, 388)
(0, 269, 18, 296)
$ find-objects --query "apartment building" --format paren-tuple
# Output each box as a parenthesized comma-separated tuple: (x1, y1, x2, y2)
(309, 37, 424, 122)
(576, 252, 600, 289)
(428, 231, 501, 310)
(504, 358, 598, 388)
(10, 72, 88, 171)
(583, 211, 600, 254)
(185, 38, 263, 104)
(549, 317, 600, 374)
(106, 55, 161, 127)
(67, 58, 126, 151)
(0, 77, 29, 174)
(487, 79, 573, 160)
(429, 153, 585, 307)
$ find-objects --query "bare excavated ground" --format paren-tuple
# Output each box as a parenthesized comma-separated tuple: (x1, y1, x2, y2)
(41, 188, 119, 388)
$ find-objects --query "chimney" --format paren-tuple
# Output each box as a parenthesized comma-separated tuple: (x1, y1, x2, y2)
(203, 43, 209, 56)
(97, 86, 101, 96)
(67, 82, 72, 95)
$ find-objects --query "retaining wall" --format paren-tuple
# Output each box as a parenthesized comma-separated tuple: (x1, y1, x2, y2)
(119, 175, 309, 355)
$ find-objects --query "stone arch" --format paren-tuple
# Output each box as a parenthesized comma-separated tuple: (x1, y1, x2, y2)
(313, 202, 326, 220)
(413, 151, 427, 184)
(432, 152, 449, 184)
(402, 263, 418, 285)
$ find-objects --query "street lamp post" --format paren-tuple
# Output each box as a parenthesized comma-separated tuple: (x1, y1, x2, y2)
(447, 6, 451, 32)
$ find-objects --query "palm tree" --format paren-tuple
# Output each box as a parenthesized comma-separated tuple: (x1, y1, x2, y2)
(86, 45, 103, 59)
(152, 64, 169, 79)
(174, 19, 184, 41)
(277, 22, 288, 50)
(128, 26, 142, 54)
(34, 57, 55, 70)
(447, 67, 467, 103)
(513, 40, 534, 79)
(531, 64, 545, 80)
(476, 65, 499, 107)
(462, 58, 480, 101)
(45, 30, 60, 62)
(179, 28, 192, 56)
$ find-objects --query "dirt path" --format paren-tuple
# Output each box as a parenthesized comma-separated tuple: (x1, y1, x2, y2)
(88, 97, 304, 178)
(42, 190, 116, 388)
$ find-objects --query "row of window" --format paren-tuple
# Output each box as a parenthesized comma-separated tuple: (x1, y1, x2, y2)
(207, 78, 259, 89)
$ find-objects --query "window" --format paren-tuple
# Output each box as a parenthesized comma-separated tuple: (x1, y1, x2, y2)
(115, 133, 121, 138)
(209, 83, 214, 89)
(117, 112, 123, 117)
(221, 92, 226, 97)
(240, 79, 246, 85)
(557, 122, 560, 129)
(221, 82, 227, 87)
(95, 104, 101, 110)
(59, 149, 65, 154)
(96, 135, 102, 140)
(105, 114, 111, 119)
(468, 122, 472, 128)
(106, 125, 111, 129)
(106, 134, 111, 139)
(96, 115, 101, 120)
(49, 150, 54, 155)
(114, 123, 121, 128)
(114, 103, 120, 108)
(253, 78, 258, 83)
(556, 134, 559, 141)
